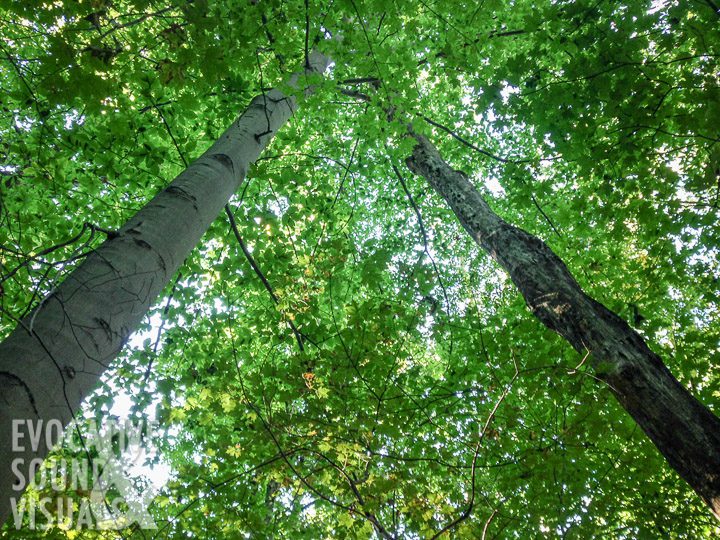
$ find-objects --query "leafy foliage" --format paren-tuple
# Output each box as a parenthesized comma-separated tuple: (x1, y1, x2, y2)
(1, 0, 719, 537)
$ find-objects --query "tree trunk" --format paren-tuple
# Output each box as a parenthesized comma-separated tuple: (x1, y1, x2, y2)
(405, 133, 720, 519)
(0, 51, 332, 524)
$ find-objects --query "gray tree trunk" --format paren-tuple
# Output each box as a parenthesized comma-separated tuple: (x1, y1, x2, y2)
(405, 133, 720, 519)
(0, 51, 332, 524)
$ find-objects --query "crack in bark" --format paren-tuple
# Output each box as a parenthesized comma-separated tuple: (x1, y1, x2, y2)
(132, 238, 152, 250)
(93, 316, 114, 342)
(209, 153, 235, 175)
(165, 185, 199, 211)
(0, 371, 39, 417)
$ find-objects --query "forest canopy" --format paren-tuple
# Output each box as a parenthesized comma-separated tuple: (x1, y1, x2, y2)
(1, 0, 719, 537)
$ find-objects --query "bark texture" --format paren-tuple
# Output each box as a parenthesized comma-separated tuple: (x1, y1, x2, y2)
(0, 51, 331, 523)
(405, 133, 720, 518)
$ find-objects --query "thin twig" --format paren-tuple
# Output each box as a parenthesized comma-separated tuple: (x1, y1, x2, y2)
(304, 0, 311, 68)
(1, 222, 116, 285)
(390, 162, 451, 316)
(224, 205, 305, 352)
(482, 508, 500, 539)
(430, 357, 518, 539)
(142, 272, 183, 384)
(420, 115, 513, 163)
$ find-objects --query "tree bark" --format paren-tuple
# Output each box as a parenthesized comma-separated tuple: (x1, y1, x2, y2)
(0, 51, 332, 524)
(405, 133, 720, 519)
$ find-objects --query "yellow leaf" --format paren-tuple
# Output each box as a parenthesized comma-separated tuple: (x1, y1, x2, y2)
(226, 444, 242, 458)
(169, 407, 187, 423)
(339, 512, 354, 528)
(319, 440, 332, 453)
(221, 394, 236, 413)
